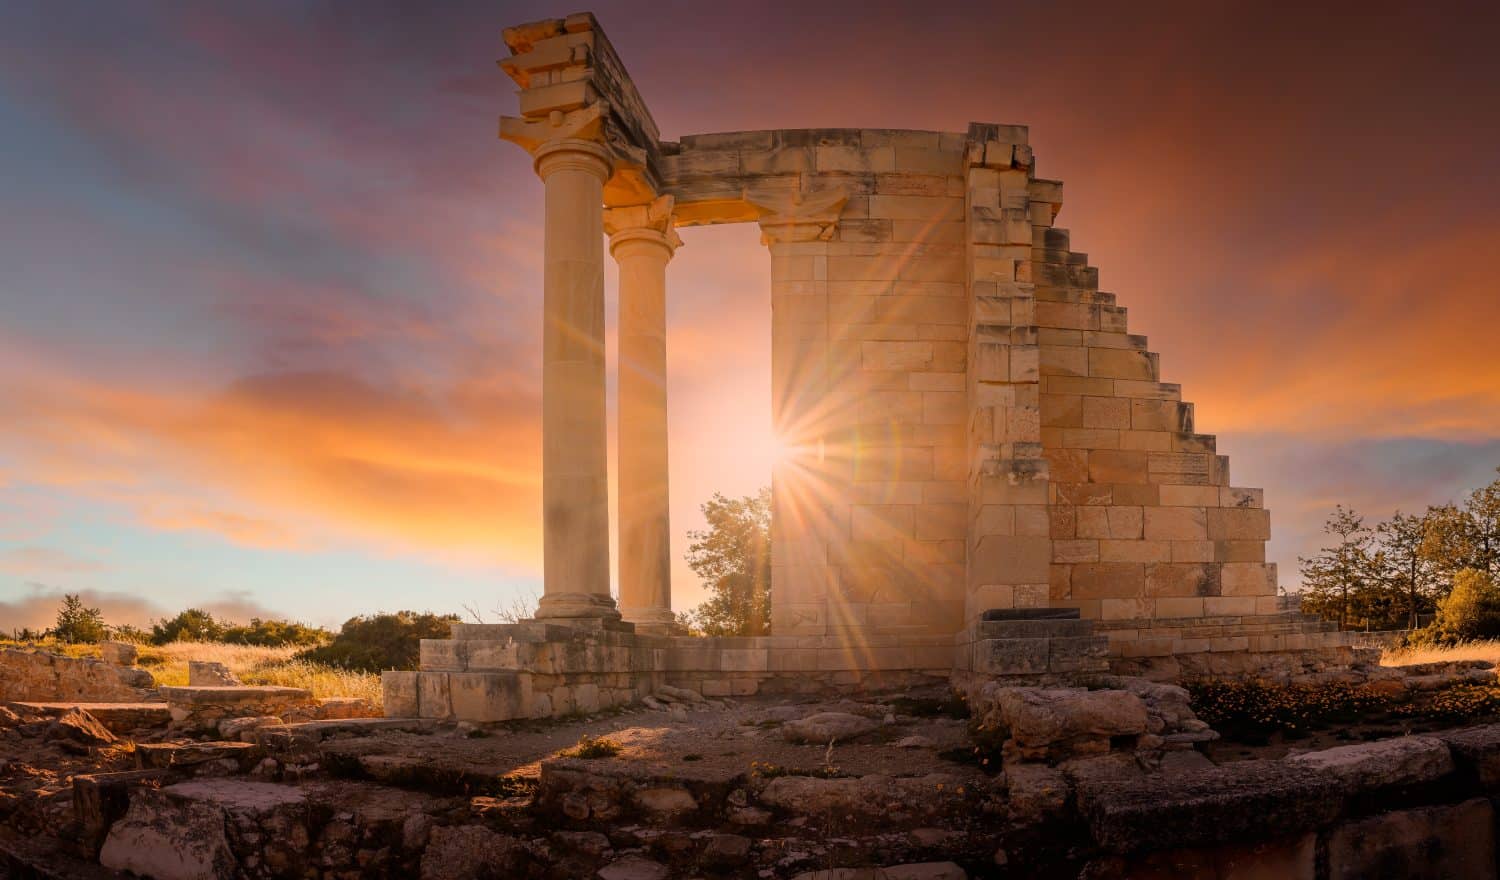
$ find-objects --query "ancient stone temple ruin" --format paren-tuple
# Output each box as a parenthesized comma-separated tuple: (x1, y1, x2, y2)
(385, 12, 1362, 722)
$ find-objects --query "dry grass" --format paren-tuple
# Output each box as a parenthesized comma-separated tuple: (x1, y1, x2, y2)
(1, 638, 382, 707)
(1382, 640, 1500, 667)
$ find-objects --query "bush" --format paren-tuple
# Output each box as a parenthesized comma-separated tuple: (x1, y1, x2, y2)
(1415, 568, 1500, 645)
(53, 594, 107, 644)
(297, 611, 460, 672)
(221, 618, 331, 648)
(562, 735, 622, 759)
(151, 609, 226, 644)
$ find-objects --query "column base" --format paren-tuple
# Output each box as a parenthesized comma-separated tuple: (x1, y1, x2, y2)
(620, 606, 676, 636)
(534, 592, 622, 622)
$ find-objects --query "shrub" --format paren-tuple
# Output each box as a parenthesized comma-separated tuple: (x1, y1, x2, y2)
(53, 594, 107, 644)
(1418, 568, 1500, 644)
(297, 611, 460, 672)
(1186, 678, 1393, 738)
(151, 609, 226, 644)
(221, 618, 331, 648)
(562, 735, 622, 759)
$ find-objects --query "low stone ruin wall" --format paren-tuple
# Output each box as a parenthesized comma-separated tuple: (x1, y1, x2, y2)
(385, 621, 959, 722)
(0, 647, 154, 702)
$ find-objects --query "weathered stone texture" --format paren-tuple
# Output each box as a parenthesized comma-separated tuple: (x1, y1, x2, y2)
(0, 647, 154, 702)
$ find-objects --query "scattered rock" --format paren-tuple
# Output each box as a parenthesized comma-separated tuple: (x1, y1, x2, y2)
(783, 712, 882, 744)
(188, 661, 242, 687)
(642, 696, 667, 711)
(46, 707, 116, 746)
(703, 832, 752, 866)
(656, 684, 705, 704)
(896, 735, 935, 749)
(219, 715, 282, 740)
(553, 830, 611, 857)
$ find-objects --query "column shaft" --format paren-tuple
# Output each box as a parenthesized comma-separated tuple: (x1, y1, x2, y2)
(534, 140, 619, 621)
(610, 224, 678, 634)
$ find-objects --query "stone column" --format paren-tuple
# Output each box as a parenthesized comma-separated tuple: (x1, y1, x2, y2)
(605, 196, 681, 634)
(532, 137, 620, 622)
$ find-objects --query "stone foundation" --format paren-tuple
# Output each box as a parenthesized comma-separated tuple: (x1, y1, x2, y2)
(0, 647, 154, 702)
(391, 609, 1363, 723)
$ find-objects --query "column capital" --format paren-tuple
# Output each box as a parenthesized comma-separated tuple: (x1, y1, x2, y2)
(529, 136, 614, 184)
(751, 188, 849, 245)
(604, 195, 682, 257)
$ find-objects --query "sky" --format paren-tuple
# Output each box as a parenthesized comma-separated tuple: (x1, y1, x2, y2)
(1, 0, 1497, 630)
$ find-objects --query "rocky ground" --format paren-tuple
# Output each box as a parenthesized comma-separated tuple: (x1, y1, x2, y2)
(3, 665, 1499, 879)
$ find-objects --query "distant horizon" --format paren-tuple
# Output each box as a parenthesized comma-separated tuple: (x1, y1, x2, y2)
(3, 1, 1499, 628)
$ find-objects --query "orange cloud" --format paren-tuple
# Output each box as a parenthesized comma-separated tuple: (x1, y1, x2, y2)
(0, 346, 544, 567)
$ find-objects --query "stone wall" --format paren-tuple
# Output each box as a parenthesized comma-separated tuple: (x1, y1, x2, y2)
(0, 647, 154, 702)
(666, 128, 972, 642)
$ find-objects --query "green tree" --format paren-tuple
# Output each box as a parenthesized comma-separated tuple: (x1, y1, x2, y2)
(1377, 510, 1440, 630)
(297, 611, 460, 672)
(1464, 469, 1500, 576)
(680, 488, 772, 636)
(53, 594, 107, 644)
(1420, 503, 1477, 587)
(1299, 506, 1377, 630)
(150, 608, 226, 644)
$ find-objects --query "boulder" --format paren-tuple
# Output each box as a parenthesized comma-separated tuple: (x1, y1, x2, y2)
(985, 686, 1148, 760)
(100, 641, 139, 666)
(1006, 763, 1070, 823)
(1286, 736, 1453, 793)
(46, 707, 117, 746)
(100, 791, 236, 880)
(756, 773, 962, 823)
(783, 712, 882, 744)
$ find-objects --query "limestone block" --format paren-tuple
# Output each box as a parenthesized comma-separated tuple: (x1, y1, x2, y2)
(1061, 428, 1120, 449)
(1041, 344, 1087, 377)
(419, 639, 466, 672)
(1221, 486, 1264, 509)
(1119, 430, 1173, 451)
(1286, 737, 1453, 793)
(381, 672, 419, 718)
(1156, 598, 1205, 619)
(1143, 507, 1208, 541)
(1070, 563, 1146, 600)
(1148, 452, 1211, 484)
(100, 641, 138, 667)
(1054, 539, 1100, 564)
(1089, 450, 1148, 484)
(974, 638, 1049, 674)
(1082, 396, 1131, 429)
(972, 535, 1052, 584)
(1221, 563, 1277, 597)
(418, 672, 452, 719)
(1160, 485, 1221, 507)
(1208, 507, 1272, 541)
(1089, 348, 1155, 381)
(1145, 563, 1220, 598)
(1171, 541, 1215, 563)
(1099, 540, 1171, 563)
(1101, 598, 1154, 620)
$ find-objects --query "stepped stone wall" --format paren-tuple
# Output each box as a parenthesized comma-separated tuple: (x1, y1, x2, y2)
(0, 647, 154, 702)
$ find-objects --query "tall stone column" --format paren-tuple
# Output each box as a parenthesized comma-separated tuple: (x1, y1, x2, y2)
(605, 196, 681, 635)
(532, 137, 621, 622)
